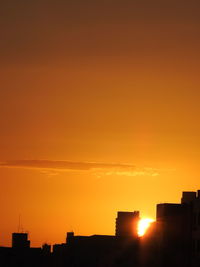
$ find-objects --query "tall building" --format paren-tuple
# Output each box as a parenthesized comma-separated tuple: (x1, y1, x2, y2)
(115, 211, 140, 237)
(183, 190, 200, 267)
(155, 190, 200, 267)
(12, 233, 30, 249)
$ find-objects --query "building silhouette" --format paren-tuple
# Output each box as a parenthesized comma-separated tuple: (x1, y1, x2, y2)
(1, 190, 200, 266)
(142, 190, 200, 267)
(12, 233, 30, 249)
(115, 211, 140, 238)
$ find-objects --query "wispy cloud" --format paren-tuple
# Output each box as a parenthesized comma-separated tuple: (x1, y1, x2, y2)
(0, 160, 135, 171)
(93, 167, 160, 179)
(0, 160, 163, 177)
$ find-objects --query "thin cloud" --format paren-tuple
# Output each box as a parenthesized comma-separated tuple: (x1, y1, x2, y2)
(0, 160, 135, 171)
(94, 168, 160, 178)
(0, 160, 163, 177)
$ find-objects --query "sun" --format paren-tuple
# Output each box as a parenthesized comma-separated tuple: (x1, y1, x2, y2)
(138, 218, 154, 237)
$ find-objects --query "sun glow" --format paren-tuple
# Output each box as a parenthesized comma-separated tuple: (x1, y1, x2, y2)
(138, 218, 154, 237)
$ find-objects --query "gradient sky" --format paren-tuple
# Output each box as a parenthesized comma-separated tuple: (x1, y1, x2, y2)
(1, 0, 200, 247)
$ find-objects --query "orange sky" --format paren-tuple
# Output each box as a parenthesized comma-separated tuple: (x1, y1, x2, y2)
(1, 0, 200, 247)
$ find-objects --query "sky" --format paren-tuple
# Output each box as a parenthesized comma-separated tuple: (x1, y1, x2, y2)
(1, 0, 200, 247)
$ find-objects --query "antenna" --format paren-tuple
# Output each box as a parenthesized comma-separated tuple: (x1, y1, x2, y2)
(17, 214, 24, 233)
(18, 214, 21, 233)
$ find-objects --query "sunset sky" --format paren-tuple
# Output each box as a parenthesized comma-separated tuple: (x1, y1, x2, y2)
(1, 0, 200, 247)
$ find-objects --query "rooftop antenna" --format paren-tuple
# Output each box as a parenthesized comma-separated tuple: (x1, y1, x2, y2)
(70, 224, 74, 233)
(18, 214, 21, 233)
(17, 214, 24, 233)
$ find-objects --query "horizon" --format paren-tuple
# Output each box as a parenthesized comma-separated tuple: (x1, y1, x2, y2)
(0, 189, 195, 247)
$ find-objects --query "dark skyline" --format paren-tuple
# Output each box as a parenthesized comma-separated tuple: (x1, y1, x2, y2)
(1, 189, 200, 267)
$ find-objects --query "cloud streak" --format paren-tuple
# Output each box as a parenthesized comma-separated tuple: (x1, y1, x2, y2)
(0, 160, 161, 177)
(0, 160, 135, 171)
